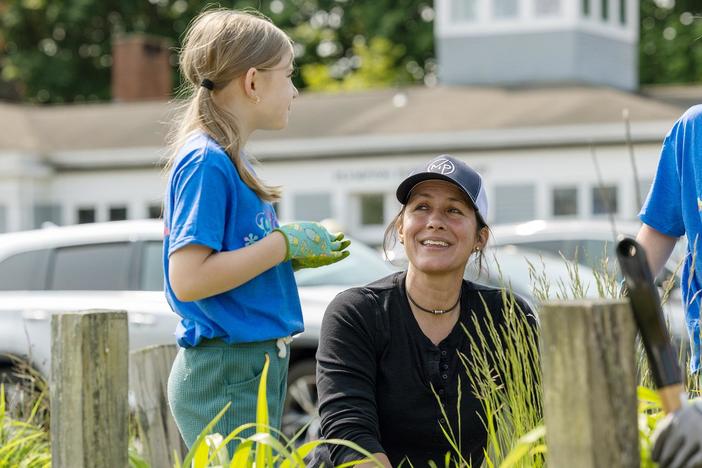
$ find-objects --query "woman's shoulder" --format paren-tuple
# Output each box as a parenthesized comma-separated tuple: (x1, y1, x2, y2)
(331, 272, 402, 306)
(326, 272, 403, 319)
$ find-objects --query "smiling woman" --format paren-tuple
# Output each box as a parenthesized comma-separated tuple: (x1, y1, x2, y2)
(315, 154, 539, 467)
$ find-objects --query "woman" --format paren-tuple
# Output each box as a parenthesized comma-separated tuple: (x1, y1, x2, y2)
(316, 154, 537, 466)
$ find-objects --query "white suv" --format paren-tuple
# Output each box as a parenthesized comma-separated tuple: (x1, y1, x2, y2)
(488, 219, 688, 341)
(0, 219, 394, 438)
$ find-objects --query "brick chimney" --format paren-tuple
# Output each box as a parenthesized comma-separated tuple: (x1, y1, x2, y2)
(111, 34, 173, 102)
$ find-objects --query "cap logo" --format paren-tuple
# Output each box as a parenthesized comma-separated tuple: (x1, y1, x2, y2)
(427, 158, 455, 175)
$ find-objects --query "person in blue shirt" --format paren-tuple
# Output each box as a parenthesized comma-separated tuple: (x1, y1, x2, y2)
(637, 105, 702, 468)
(637, 105, 702, 374)
(162, 9, 350, 453)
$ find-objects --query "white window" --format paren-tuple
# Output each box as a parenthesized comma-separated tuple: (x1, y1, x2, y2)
(109, 205, 128, 221)
(33, 203, 62, 228)
(451, 0, 478, 22)
(601, 0, 609, 21)
(592, 185, 618, 215)
(494, 184, 536, 223)
(493, 0, 519, 19)
(534, 0, 561, 16)
(618, 0, 626, 25)
(77, 207, 96, 224)
(359, 194, 385, 226)
(0, 205, 6, 233)
(293, 193, 332, 222)
(552, 187, 578, 217)
(147, 203, 162, 219)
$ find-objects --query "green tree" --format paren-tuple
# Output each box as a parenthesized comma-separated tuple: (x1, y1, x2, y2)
(639, 0, 702, 84)
(0, 0, 435, 103)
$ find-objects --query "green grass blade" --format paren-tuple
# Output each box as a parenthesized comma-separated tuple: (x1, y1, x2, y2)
(255, 354, 272, 467)
(180, 401, 232, 468)
(192, 436, 209, 468)
(230, 439, 254, 467)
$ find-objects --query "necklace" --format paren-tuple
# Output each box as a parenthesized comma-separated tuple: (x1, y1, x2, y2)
(407, 290, 461, 315)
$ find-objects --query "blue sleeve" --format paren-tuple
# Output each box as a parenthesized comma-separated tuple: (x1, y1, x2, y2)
(639, 123, 685, 238)
(168, 159, 232, 256)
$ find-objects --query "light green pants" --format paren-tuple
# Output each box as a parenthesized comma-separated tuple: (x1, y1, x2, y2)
(167, 338, 290, 454)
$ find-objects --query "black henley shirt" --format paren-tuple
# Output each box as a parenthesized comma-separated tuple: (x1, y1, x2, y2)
(316, 271, 536, 466)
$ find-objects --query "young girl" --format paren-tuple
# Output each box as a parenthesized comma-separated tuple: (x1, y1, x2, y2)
(163, 9, 350, 451)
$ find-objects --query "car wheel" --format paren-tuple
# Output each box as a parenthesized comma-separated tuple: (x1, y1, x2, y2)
(282, 358, 319, 443)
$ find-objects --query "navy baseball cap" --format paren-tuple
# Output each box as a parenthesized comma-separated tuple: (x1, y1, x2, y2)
(396, 155, 488, 224)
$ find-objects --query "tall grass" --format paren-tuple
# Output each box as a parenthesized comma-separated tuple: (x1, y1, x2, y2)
(173, 353, 382, 468)
(0, 385, 51, 468)
(0, 250, 693, 467)
(437, 247, 692, 468)
(455, 289, 544, 468)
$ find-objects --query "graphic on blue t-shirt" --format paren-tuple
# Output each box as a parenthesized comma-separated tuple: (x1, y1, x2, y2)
(640, 105, 702, 373)
(162, 132, 303, 347)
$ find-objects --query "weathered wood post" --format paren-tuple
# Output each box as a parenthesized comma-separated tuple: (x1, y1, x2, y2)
(540, 300, 639, 468)
(51, 310, 129, 468)
(130, 344, 185, 468)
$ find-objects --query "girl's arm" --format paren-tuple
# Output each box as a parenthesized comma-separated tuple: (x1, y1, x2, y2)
(169, 231, 287, 302)
(635, 224, 678, 279)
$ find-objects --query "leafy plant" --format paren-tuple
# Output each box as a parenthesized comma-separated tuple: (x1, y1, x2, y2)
(175, 353, 384, 468)
(0, 384, 51, 468)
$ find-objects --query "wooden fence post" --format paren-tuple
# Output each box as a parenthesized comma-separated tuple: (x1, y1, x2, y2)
(51, 310, 129, 468)
(540, 300, 639, 468)
(130, 344, 185, 467)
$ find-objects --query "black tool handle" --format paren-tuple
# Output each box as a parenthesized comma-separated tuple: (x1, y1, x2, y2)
(616, 237, 682, 390)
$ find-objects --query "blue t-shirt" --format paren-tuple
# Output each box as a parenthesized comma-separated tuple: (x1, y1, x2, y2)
(163, 132, 303, 347)
(640, 105, 702, 372)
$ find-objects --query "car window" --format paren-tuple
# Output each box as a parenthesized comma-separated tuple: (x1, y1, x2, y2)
(0, 250, 50, 290)
(466, 246, 601, 302)
(499, 239, 615, 271)
(141, 241, 164, 291)
(49, 243, 133, 290)
(294, 241, 394, 287)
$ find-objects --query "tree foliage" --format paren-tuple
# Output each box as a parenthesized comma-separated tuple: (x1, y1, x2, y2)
(0, 0, 435, 103)
(0, 0, 699, 104)
(640, 0, 702, 85)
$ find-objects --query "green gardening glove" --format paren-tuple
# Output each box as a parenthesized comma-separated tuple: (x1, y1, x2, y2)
(275, 222, 351, 270)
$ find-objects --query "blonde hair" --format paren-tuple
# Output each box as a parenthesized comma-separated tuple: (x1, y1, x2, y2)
(166, 9, 292, 202)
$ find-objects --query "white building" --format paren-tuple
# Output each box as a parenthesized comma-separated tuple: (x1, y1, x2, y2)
(1, 84, 699, 246)
(436, 0, 639, 90)
(0, 0, 699, 246)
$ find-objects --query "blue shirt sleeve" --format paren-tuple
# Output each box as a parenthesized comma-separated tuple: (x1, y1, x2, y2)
(639, 124, 685, 238)
(168, 158, 233, 256)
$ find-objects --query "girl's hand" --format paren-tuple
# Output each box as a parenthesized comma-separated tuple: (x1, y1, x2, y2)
(275, 222, 351, 270)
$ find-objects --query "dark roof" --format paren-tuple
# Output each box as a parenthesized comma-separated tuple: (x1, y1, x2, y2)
(0, 84, 698, 153)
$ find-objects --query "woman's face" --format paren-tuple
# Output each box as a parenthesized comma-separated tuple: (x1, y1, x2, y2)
(399, 180, 487, 277)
